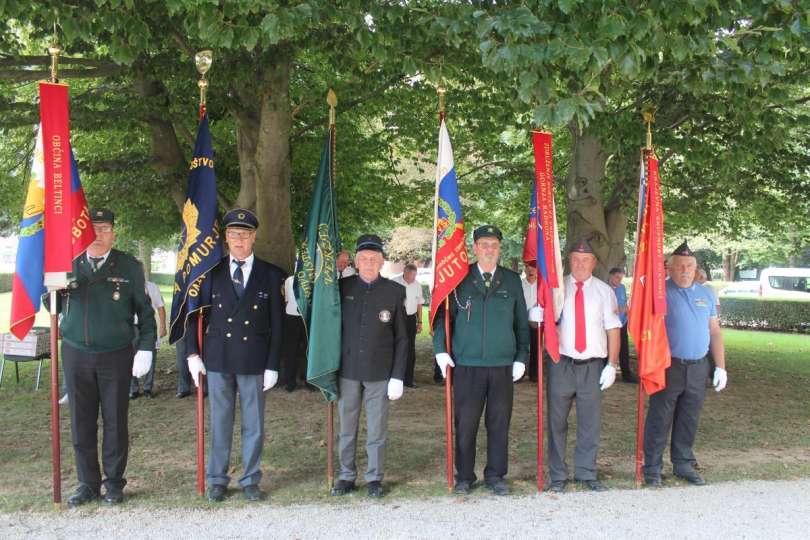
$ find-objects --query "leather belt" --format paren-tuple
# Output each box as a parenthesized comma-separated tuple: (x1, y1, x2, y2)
(560, 355, 604, 365)
(672, 356, 705, 365)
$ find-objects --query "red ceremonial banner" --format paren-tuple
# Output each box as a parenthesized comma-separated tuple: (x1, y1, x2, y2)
(628, 151, 671, 395)
(531, 131, 559, 288)
(39, 82, 74, 273)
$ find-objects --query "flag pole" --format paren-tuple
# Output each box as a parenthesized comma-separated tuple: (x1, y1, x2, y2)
(634, 108, 655, 487)
(46, 37, 63, 508)
(326, 88, 338, 489)
(436, 87, 455, 492)
(536, 326, 544, 492)
(193, 50, 212, 498)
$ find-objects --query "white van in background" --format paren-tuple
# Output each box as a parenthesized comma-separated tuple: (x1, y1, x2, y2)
(720, 267, 810, 299)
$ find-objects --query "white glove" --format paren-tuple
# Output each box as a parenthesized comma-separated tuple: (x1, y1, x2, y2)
(435, 352, 455, 379)
(713, 367, 728, 392)
(387, 378, 404, 400)
(187, 354, 206, 387)
(512, 362, 526, 382)
(132, 350, 153, 378)
(528, 306, 543, 323)
(599, 364, 617, 391)
(263, 369, 279, 391)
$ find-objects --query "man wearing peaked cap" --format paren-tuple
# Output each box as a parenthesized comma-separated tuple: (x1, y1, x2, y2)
(332, 233, 408, 498)
(531, 237, 622, 493)
(433, 224, 529, 496)
(46, 207, 156, 507)
(643, 240, 728, 488)
(185, 207, 285, 502)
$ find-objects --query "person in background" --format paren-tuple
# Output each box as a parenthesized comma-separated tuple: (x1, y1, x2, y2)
(337, 250, 357, 278)
(281, 274, 309, 392)
(130, 271, 167, 398)
(521, 263, 539, 382)
(607, 267, 638, 383)
(392, 263, 424, 388)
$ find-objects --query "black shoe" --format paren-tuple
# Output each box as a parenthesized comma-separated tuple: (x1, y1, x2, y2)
(330, 479, 356, 496)
(143, 390, 155, 398)
(404, 382, 417, 388)
(207, 484, 227, 502)
(67, 485, 99, 508)
(484, 478, 510, 496)
(129, 391, 140, 400)
(547, 480, 566, 493)
(103, 485, 124, 505)
(306, 384, 318, 392)
(285, 384, 296, 393)
(644, 475, 663, 488)
(622, 374, 640, 383)
(578, 479, 608, 492)
(243, 485, 264, 501)
(675, 471, 706, 486)
(433, 378, 443, 385)
(454, 480, 472, 495)
(367, 481, 384, 498)
(176, 390, 191, 399)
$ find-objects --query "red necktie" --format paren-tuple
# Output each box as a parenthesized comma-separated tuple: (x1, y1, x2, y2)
(575, 281, 586, 353)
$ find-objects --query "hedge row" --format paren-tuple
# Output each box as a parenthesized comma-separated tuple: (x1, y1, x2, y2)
(720, 297, 810, 333)
(0, 273, 12, 294)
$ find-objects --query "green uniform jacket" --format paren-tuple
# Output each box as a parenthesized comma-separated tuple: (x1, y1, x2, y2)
(50, 250, 157, 354)
(433, 263, 529, 367)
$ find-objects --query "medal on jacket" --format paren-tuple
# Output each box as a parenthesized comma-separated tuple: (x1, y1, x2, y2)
(112, 289, 120, 301)
(379, 309, 391, 323)
(452, 290, 472, 322)
(107, 277, 128, 301)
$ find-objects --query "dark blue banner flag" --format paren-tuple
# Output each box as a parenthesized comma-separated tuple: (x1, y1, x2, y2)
(169, 114, 223, 344)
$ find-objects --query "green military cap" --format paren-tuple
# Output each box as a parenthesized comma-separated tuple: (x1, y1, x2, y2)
(473, 225, 503, 242)
(89, 207, 114, 225)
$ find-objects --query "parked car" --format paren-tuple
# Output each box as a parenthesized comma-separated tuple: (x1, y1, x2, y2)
(720, 268, 810, 299)
(719, 281, 760, 297)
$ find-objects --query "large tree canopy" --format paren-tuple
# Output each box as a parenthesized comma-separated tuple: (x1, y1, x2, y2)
(1, 1, 808, 276)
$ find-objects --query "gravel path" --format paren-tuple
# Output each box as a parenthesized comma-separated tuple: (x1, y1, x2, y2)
(2, 478, 808, 539)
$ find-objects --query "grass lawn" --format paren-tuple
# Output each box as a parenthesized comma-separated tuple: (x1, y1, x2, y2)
(0, 290, 808, 512)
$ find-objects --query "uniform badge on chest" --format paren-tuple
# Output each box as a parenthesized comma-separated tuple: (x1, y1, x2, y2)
(378, 309, 391, 323)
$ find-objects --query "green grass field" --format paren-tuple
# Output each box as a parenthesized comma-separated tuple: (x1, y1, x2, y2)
(0, 292, 808, 512)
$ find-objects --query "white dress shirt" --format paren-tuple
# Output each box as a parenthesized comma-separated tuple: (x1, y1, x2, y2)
(284, 275, 301, 316)
(87, 250, 111, 270)
(230, 253, 254, 286)
(558, 274, 622, 359)
(521, 277, 538, 311)
(392, 275, 424, 316)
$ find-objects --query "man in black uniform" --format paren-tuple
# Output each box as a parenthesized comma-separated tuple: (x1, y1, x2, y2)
(55, 208, 156, 507)
(330, 234, 408, 498)
(185, 208, 284, 502)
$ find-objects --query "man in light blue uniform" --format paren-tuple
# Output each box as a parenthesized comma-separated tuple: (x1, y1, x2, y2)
(643, 241, 728, 487)
(608, 267, 638, 383)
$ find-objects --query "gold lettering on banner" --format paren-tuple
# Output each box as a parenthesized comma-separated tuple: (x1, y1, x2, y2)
(188, 157, 215, 170)
(50, 135, 65, 215)
(71, 206, 91, 242)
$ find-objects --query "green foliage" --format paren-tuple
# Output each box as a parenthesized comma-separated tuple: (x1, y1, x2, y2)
(0, 273, 12, 294)
(720, 297, 810, 333)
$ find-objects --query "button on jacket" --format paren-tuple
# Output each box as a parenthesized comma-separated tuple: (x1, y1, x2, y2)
(186, 256, 284, 375)
(339, 275, 408, 382)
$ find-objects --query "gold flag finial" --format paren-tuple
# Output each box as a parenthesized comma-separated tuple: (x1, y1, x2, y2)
(642, 104, 656, 150)
(47, 21, 61, 83)
(195, 50, 213, 109)
(437, 86, 446, 114)
(327, 88, 337, 126)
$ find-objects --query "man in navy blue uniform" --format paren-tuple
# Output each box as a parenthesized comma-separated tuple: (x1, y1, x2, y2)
(330, 234, 408, 499)
(643, 241, 728, 487)
(185, 208, 284, 502)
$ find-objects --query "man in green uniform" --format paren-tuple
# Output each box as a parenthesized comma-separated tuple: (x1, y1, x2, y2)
(54, 208, 156, 507)
(433, 225, 529, 496)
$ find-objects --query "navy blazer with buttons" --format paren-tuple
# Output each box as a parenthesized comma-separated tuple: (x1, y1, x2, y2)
(185, 255, 285, 375)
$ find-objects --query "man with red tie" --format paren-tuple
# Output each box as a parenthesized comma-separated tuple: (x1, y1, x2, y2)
(538, 239, 621, 493)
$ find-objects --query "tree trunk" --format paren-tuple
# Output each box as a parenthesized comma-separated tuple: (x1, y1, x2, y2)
(722, 249, 738, 281)
(137, 240, 152, 279)
(565, 124, 627, 280)
(230, 52, 296, 274)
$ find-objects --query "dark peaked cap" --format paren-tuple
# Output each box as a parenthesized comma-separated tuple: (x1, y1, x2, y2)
(672, 241, 695, 257)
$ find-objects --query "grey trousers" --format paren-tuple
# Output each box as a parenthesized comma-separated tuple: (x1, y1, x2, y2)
(547, 356, 603, 482)
(130, 346, 157, 393)
(207, 371, 265, 487)
(337, 377, 390, 483)
(643, 357, 710, 477)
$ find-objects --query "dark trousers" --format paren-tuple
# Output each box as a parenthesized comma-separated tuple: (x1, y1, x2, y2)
(175, 339, 192, 393)
(643, 357, 710, 477)
(453, 365, 513, 483)
(547, 356, 603, 482)
(619, 324, 632, 377)
(528, 326, 539, 381)
(62, 342, 133, 492)
(404, 314, 417, 385)
(281, 314, 307, 389)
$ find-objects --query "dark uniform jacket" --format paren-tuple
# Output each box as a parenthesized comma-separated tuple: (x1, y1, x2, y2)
(186, 255, 284, 375)
(339, 275, 408, 382)
(433, 263, 529, 367)
(51, 249, 156, 354)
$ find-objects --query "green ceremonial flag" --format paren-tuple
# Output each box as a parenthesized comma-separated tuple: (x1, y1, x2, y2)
(295, 131, 341, 401)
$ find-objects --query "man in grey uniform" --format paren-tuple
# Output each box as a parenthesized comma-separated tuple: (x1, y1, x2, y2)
(533, 239, 621, 493)
(331, 234, 407, 498)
